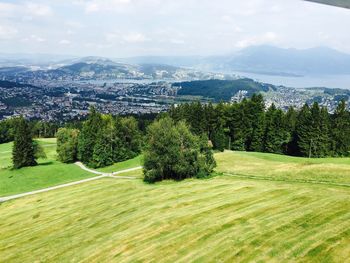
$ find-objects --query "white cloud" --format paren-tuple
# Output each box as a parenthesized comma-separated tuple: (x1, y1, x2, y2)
(1, 0, 350, 56)
(0, 25, 18, 39)
(65, 21, 84, 29)
(123, 33, 149, 43)
(26, 3, 53, 17)
(170, 39, 185, 45)
(0, 2, 53, 21)
(0, 3, 16, 17)
(78, 0, 132, 13)
(59, 39, 71, 45)
(30, 34, 46, 43)
(236, 32, 278, 49)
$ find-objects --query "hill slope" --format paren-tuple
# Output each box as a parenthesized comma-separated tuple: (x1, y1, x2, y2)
(0, 151, 349, 262)
(174, 79, 273, 101)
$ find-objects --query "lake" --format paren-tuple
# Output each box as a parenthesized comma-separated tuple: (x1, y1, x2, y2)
(232, 71, 350, 90)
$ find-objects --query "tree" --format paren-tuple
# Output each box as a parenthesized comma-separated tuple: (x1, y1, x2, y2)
(264, 104, 289, 154)
(56, 128, 79, 163)
(285, 107, 298, 155)
(143, 117, 215, 183)
(78, 107, 102, 165)
(246, 94, 265, 152)
(198, 134, 217, 177)
(317, 106, 331, 157)
(212, 128, 227, 152)
(295, 104, 313, 157)
(331, 100, 350, 156)
(33, 141, 47, 160)
(91, 129, 114, 168)
(12, 117, 37, 169)
(0, 118, 15, 144)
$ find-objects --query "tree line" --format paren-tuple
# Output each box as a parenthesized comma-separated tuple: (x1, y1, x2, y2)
(0, 118, 59, 144)
(57, 107, 142, 168)
(169, 95, 350, 157)
(5, 95, 350, 182)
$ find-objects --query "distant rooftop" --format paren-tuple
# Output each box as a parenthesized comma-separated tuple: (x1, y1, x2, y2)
(305, 0, 350, 9)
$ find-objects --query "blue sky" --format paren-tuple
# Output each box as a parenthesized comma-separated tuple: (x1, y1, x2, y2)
(0, 0, 350, 57)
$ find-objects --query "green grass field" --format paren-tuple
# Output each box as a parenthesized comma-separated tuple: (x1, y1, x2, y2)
(96, 155, 143, 173)
(0, 148, 349, 262)
(216, 151, 350, 186)
(0, 139, 143, 197)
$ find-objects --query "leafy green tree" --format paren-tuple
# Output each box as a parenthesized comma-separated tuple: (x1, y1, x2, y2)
(143, 117, 215, 183)
(12, 117, 37, 169)
(56, 128, 79, 163)
(0, 118, 15, 143)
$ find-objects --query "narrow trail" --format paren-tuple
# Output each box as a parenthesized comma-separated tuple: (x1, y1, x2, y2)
(0, 163, 143, 203)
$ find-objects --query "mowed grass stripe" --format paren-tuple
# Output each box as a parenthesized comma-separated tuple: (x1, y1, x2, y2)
(216, 151, 350, 186)
(0, 176, 349, 262)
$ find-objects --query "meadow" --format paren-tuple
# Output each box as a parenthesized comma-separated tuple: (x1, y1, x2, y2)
(0, 139, 141, 196)
(0, 174, 349, 262)
(0, 143, 349, 262)
(216, 151, 350, 186)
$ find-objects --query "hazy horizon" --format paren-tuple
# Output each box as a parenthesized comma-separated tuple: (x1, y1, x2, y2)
(1, 0, 350, 57)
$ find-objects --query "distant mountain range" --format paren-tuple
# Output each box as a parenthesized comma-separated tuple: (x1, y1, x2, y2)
(122, 46, 350, 77)
(1, 45, 350, 82)
(0, 56, 225, 82)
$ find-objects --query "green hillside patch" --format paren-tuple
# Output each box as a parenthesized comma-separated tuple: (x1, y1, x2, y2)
(0, 175, 349, 262)
(0, 139, 94, 197)
(174, 79, 272, 102)
(96, 155, 143, 173)
(216, 151, 350, 186)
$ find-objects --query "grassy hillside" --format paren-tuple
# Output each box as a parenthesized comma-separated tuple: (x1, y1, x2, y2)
(174, 79, 272, 102)
(0, 174, 349, 262)
(0, 151, 349, 262)
(96, 155, 143, 173)
(0, 139, 146, 197)
(0, 138, 96, 197)
(216, 151, 350, 186)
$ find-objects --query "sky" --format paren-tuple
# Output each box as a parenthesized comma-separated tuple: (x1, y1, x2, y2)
(0, 0, 350, 57)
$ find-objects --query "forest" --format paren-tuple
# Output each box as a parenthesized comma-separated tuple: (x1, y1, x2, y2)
(169, 94, 350, 157)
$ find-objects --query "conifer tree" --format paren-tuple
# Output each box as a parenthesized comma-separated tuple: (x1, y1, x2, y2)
(247, 94, 265, 152)
(285, 107, 298, 155)
(204, 102, 216, 140)
(12, 117, 37, 169)
(331, 100, 350, 156)
(78, 107, 102, 164)
(92, 129, 114, 168)
(295, 104, 313, 157)
(317, 106, 331, 157)
(229, 102, 247, 150)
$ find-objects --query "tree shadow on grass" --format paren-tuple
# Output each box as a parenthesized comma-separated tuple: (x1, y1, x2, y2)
(38, 161, 54, 166)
